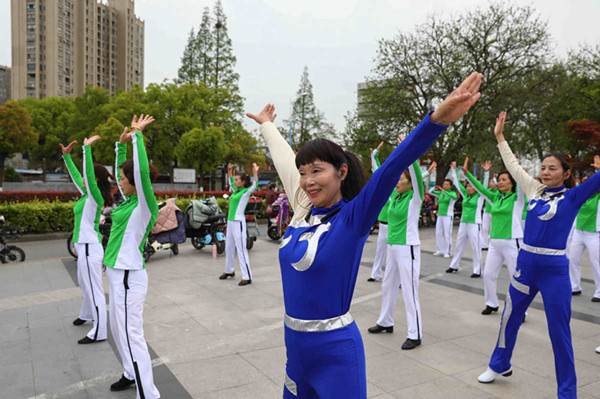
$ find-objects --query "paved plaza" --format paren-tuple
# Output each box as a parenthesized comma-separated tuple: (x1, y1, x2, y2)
(2, 224, 600, 398)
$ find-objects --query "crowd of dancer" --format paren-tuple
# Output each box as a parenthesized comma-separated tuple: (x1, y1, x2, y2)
(60, 72, 600, 399)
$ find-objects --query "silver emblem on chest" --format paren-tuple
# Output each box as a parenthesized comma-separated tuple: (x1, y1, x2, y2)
(528, 194, 565, 221)
(283, 222, 332, 271)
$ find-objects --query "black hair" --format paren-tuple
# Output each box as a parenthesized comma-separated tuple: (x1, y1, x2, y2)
(498, 170, 517, 192)
(295, 138, 366, 201)
(94, 163, 115, 207)
(119, 160, 159, 186)
(269, 183, 276, 190)
(543, 153, 576, 189)
(236, 172, 251, 188)
(443, 178, 454, 188)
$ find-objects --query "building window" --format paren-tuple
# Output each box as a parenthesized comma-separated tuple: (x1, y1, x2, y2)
(27, 34, 35, 42)
(28, 73, 36, 81)
(27, 54, 36, 61)
(27, 83, 36, 89)
(58, 45, 63, 52)
(27, 24, 36, 32)
(27, 14, 36, 22)
(26, 4, 35, 11)
(58, 85, 62, 92)
(58, 55, 63, 63)
(27, 44, 36, 52)
(58, 65, 63, 72)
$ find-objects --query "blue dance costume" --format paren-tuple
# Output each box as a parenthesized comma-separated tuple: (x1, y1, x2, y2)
(259, 114, 446, 398)
(489, 141, 600, 399)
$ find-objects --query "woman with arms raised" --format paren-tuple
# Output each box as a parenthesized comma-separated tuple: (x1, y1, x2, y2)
(246, 72, 482, 399)
(477, 112, 600, 399)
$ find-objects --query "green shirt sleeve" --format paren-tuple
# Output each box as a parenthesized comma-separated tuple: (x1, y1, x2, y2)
(466, 171, 493, 202)
(441, 190, 458, 200)
(452, 168, 467, 198)
(63, 153, 85, 195)
(409, 160, 424, 201)
(115, 141, 127, 197)
(132, 131, 158, 215)
(83, 145, 103, 205)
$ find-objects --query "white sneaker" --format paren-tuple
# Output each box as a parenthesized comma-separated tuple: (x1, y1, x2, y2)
(444, 254, 452, 258)
(596, 346, 600, 354)
(433, 252, 442, 257)
(477, 367, 512, 383)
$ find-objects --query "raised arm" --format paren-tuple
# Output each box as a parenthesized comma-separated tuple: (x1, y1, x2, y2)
(465, 171, 494, 204)
(115, 127, 128, 198)
(130, 115, 158, 216)
(247, 104, 310, 220)
(82, 136, 103, 205)
(568, 157, 600, 208)
(451, 167, 467, 198)
(410, 160, 424, 203)
(61, 140, 85, 196)
(370, 142, 383, 172)
(494, 112, 543, 198)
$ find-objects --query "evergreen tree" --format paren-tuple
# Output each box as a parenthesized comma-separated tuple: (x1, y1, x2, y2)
(285, 66, 335, 148)
(177, 27, 198, 85)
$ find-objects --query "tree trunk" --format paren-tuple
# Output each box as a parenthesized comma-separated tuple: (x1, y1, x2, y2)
(436, 164, 451, 186)
(0, 157, 5, 190)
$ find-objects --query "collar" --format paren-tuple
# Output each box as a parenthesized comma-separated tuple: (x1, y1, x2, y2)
(546, 185, 566, 193)
(310, 199, 346, 216)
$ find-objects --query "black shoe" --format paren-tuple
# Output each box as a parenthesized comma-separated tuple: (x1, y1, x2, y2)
(401, 338, 421, 350)
(572, 290, 582, 296)
(368, 324, 394, 334)
(522, 314, 526, 323)
(445, 268, 458, 273)
(238, 279, 252, 286)
(78, 336, 105, 344)
(592, 297, 600, 302)
(219, 272, 235, 280)
(72, 318, 87, 326)
(470, 273, 481, 278)
(481, 247, 488, 251)
(110, 375, 135, 391)
(367, 277, 378, 282)
(481, 306, 499, 315)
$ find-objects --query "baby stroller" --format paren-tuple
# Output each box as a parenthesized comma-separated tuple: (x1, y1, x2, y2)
(143, 198, 186, 262)
(267, 193, 290, 240)
(185, 197, 227, 254)
(243, 196, 263, 250)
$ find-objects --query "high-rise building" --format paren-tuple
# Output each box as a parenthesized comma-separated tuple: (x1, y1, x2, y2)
(11, 0, 144, 100)
(0, 66, 11, 104)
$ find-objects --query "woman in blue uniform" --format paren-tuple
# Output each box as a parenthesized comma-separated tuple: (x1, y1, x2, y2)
(247, 72, 482, 398)
(477, 112, 600, 399)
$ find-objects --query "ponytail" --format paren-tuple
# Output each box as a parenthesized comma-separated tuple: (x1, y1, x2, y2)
(94, 163, 115, 207)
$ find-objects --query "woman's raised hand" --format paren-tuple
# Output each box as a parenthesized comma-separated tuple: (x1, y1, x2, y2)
(119, 127, 132, 144)
(427, 161, 437, 175)
(591, 155, 600, 170)
(482, 160, 492, 171)
(396, 135, 406, 144)
(462, 157, 469, 171)
(434, 185, 443, 192)
(430, 72, 482, 125)
(252, 163, 260, 178)
(59, 140, 78, 155)
(494, 112, 507, 142)
(131, 114, 155, 132)
(370, 141, 384, 155)
(246, 104, 277, 125)
(83, 135, 101, 146)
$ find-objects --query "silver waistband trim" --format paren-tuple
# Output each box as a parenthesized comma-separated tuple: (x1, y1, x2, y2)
(521, 243, 566, 256)
(284, 312, 354, 332)
(284, 373, 297, 396)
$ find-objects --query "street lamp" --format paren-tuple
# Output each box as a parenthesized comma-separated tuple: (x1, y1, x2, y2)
(289, 92, 309, 147)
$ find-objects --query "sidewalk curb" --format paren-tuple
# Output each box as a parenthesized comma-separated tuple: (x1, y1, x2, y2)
(19, 232, 71, 243)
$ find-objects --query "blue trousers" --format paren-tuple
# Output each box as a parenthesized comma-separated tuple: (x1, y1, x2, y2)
(283, 321, 366, 398)
(489, 254, 576, 399)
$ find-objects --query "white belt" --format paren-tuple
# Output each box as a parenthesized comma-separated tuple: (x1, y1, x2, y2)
(284, 312, 354, 332)
(521, 243, 566, 256)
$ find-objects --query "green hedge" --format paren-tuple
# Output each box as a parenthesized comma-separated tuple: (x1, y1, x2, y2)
(0, 196, 267, 234)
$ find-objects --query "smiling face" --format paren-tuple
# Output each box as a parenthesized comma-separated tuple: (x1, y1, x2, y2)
(540, 156, 570, 189)
(234, 175, 244, 188)
(298, 160, 347, 208)
(497, 172, 514, 193)
(442, 180, 452, 191)
(465, 181, 476, 195)
(395, 171, 412, 193)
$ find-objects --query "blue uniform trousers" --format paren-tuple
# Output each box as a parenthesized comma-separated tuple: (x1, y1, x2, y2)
(283, 322, 366, 398)
(489, 254, 576, 399)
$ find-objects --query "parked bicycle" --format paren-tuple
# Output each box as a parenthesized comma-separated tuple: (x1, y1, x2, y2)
(0, 215, 25, 263)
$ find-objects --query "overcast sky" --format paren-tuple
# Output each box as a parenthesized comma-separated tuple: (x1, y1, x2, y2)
(1, 0, 600, 133)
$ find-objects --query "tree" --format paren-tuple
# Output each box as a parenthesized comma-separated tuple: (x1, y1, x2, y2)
(345, 2, 556, 182)
(0, 101, 38, 187)
(177, 9, 214, 86)
(285, 66, 336, 149)
(175, 126, 228, 188)
(88, 117, 127, 167)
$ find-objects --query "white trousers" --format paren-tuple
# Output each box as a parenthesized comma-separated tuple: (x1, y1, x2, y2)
(75, 242, 107, 340)
(371, 223, 388, 280)
(377, 245, 422, 340)
(448, 223, 481, 274)
(107, 268, 160, 399)
(480, 212, 491, 249)
(568, 229, 600, 297)
(483, 239, 519, 308)
(435, 215, 453, 255)
(225, 220, 252, 281)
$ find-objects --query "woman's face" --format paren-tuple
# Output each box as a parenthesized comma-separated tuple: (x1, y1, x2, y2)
(497, 173, 514, 193)
(234, 175, 244, 188)
(396, 172, 412, 193)
(540, 156, 570, 189)
(489, 180, 497, 190)
(465, 181, 476, 195)
(119, 170, 136, 196)
(442, 181, 452, 191)
(299, 160, 347, 208)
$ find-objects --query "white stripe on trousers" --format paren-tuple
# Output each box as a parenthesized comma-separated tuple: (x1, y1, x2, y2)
(480, 212, 491, 249)
(435, 215, 453, 255)
(225, 220, 252, 281)
(483, 239, 519, 308)
(376, 244, 422, 340)
(75, 242, 107, 340)
(370, 223, 388, 280)
(107, 267, 160, 399)
(449, 223, 482, 274)
(568, 229, 600, 297)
